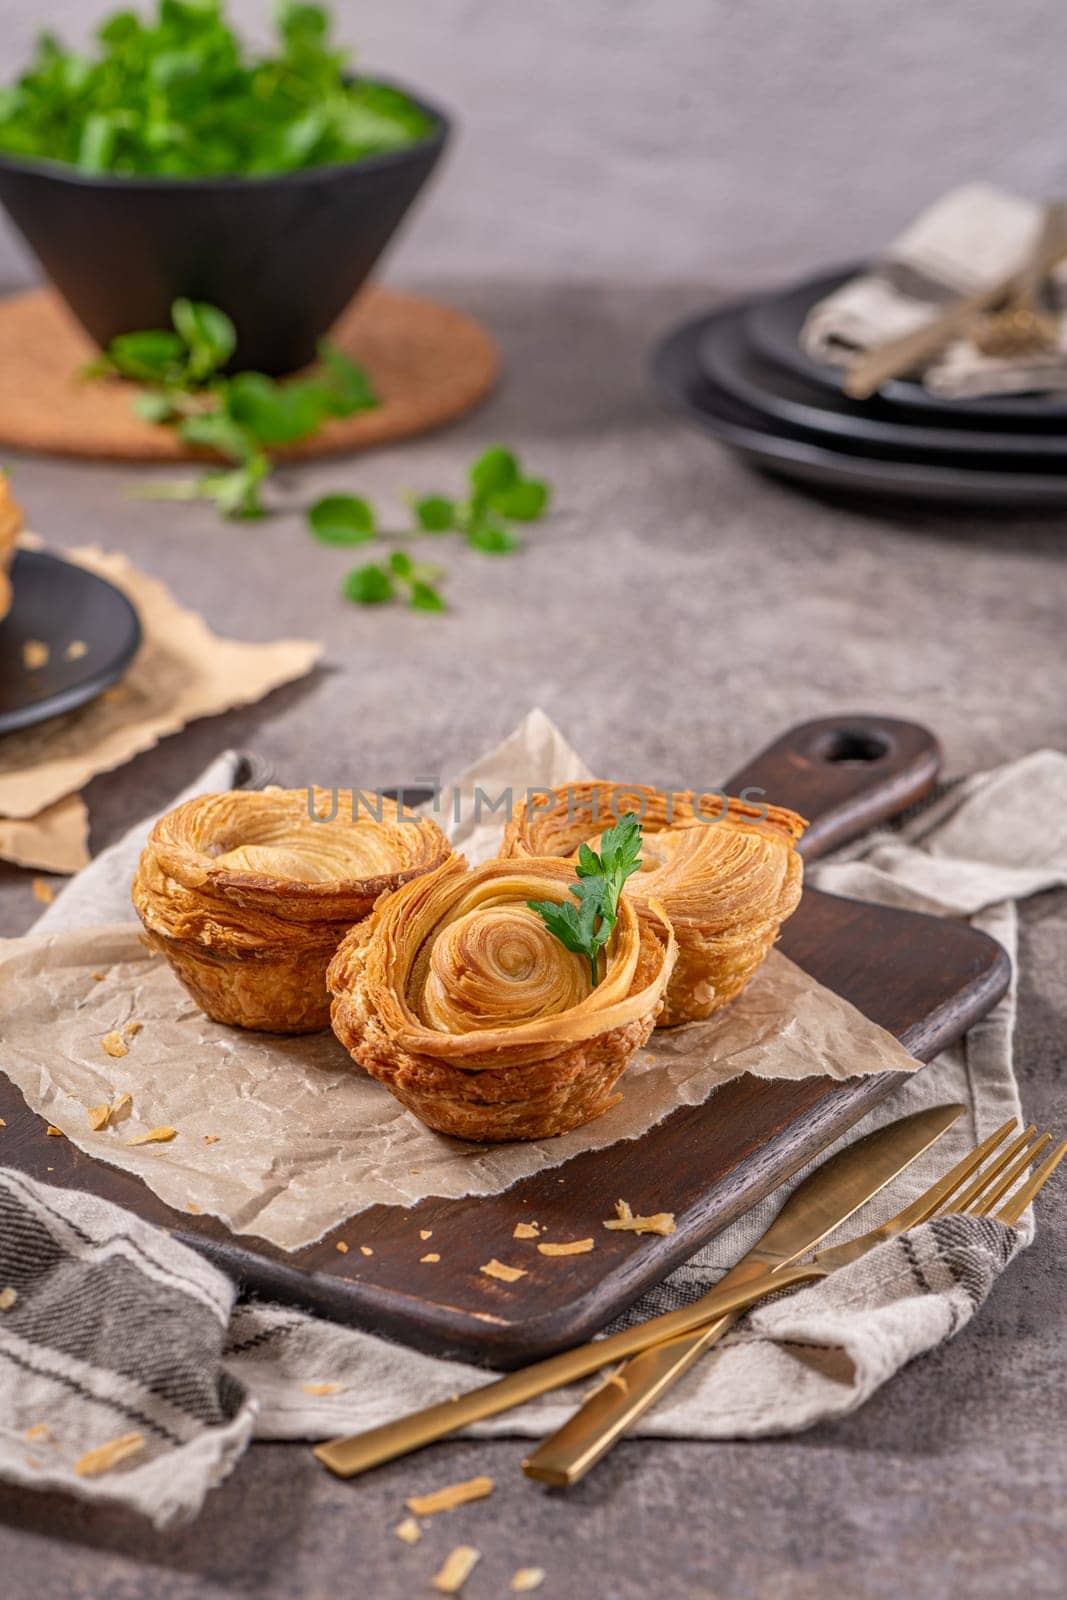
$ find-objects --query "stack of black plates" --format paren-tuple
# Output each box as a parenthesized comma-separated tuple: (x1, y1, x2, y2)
(653, 264, 1067, 507)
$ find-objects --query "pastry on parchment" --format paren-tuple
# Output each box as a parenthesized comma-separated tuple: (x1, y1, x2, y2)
(132, 787, 451, 1033)
(0, 468, 21, 621)
(503, 782, 806, 1026)
(327, 855, 676, 1141)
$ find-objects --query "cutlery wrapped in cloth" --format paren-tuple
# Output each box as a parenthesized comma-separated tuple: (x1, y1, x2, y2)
(801, 183, 1067, 398)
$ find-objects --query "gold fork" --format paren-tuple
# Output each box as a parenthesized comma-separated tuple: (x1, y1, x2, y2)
(314, 1119, 1063, 1479)
(522, 1122, 1063, 1484)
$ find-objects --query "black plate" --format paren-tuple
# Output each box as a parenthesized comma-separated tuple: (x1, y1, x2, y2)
(0, 548, 141, 735)
(701, 305, 1067, 458)
(653, 308, 1067, 507)
(746, 265, 1067, 425)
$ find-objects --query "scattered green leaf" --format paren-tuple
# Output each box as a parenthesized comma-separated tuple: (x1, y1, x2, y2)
(412, 494, 457, 532)
(343, 563, 394, 605)
(308, 493, 376, 545)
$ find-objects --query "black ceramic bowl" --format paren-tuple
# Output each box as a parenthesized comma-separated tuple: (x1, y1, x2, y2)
(0, 82, 449, 375)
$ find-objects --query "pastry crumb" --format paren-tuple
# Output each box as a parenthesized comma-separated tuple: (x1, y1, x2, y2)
(74, 1432, 144, 1477)
(360, 1245, 374, 1257)
(31, 878, 55, 905)
(187, 1202, 201, 1215)
(23, 1424, 51, 1443)
(513, 1221, 540, 1239)
(480, 1258, 527, 1283)
(128, 1126, 176, 1146)
(91, 971, 107, 982)
(537, 1239, 595, 1257)
(419, 1229, 433, 1240)
(335, 1241, 349, 1254)
(511, 1570, 546, 1593)
(0, 1286, 17, 1311)
(394, 1515, 421, 1544)
(101, 1031, 128, 1059)
(0, 1117, 7, 1127)
(65, 639, 89, 661)
(603, 1199, 676, 1236)
(406, 1476, 494, 1516)
(432, 1546, 481, 1594)
(110, 1092, 133, 1122)
(87, 1104, 112, 1132)
(203, 1133, 219, 1144)
(22, 639, 49, 671)
(123, 1020, 144, 1038)
(46, 1125, 63, 1137)
(420, 1253, 441, 1264)
(301, 1382, 344, 1396)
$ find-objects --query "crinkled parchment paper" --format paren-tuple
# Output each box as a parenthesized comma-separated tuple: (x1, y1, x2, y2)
(0, 710, 919, 1251)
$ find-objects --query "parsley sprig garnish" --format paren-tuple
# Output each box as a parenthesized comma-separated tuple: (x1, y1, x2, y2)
(88, 297, 376, 517)
(528, 814, 644, 987)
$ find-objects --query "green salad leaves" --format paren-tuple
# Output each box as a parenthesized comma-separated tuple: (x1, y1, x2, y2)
(528, 814, 644, 986)
(0, 1, 432, 178)
(89, 295, 377, 516)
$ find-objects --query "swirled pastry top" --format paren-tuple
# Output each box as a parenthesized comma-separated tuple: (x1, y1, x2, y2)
(328, 855, 676, 1064)
(134, 787, 452, 944)
(502, 783, 806, 933)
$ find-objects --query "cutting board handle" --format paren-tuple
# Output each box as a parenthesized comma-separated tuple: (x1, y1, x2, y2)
(724, 714, 941, 861)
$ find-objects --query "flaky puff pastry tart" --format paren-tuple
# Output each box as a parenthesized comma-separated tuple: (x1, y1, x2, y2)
(327, 856, 677, 1142)
(503, 783, 806, 1027)
(0, 469, 22, 622)
(132, 788, 451, 1034)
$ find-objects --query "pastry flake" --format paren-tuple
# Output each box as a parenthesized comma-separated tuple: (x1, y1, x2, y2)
(537, 1239, 594, 1256)
(328, 855, 675, 1141)
(406, 1476, 494, 1516)
(431, 1546, 480, 1593)
(73, 1432, 144, 1477)
(132, 786, 450, 1034)
(603, 1199, 676, 1236)
(480, 1259, 526, 1283)
(503, 782, 806, 1025)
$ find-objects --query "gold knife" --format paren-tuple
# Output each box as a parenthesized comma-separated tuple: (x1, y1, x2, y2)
(314, 1102, 962, 1479)
(522, 1099, 961, 1485)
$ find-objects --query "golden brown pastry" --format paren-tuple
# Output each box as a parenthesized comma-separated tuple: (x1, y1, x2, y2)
(328, 855, 676, 1141)
(132, 787, 451, 1033)
(0, 469, 22, 622)
(503, 783, 806, 1026)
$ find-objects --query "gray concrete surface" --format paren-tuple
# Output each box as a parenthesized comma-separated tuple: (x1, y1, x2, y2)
(3, 3, 1067, 288)
(0, 279, 1065, 1596)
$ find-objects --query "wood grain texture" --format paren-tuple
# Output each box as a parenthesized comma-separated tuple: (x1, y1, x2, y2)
(0, 716, 1009, 1366)
(0, 287, 498, 461)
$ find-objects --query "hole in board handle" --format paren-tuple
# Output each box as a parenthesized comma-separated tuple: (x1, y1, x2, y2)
(817, 729, 891, 766)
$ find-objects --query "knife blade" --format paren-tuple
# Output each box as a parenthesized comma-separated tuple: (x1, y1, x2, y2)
(521, 1100, 964, 1484)
(314, 1102, 963, 1479)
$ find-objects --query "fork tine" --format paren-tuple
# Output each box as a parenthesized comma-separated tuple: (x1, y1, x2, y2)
(894, 1118, 1018, 1230)
(995, 1140, 1067, 1226)
(966, 1133, 1053, 1217)
(942, 1125, 1037, 1215)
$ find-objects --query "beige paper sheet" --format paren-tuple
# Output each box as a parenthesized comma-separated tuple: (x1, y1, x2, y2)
(0, 792, 90, 873)
(0, 711, 920, 1251)
(0, 542, 321, 819)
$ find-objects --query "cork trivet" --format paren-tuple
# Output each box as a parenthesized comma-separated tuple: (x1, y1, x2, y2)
(0, 287, 499, 461)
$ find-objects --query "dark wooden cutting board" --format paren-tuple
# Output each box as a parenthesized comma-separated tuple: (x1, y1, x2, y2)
(0, 715, 1009, 1367)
